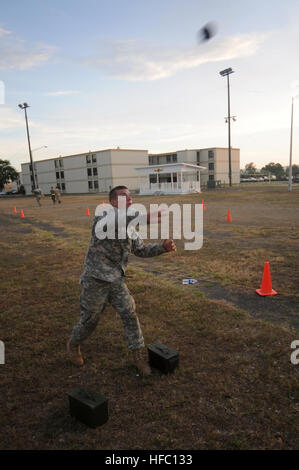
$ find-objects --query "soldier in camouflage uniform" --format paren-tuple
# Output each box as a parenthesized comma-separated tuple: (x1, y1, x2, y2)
(32, 187, 42, 206)
(67, 186, 176, 375)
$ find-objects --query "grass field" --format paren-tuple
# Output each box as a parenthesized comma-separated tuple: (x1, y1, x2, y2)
(0, 184, 298, 450)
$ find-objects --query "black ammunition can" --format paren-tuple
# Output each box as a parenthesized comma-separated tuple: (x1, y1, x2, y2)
(68, 387, 108, 428)
(148, 343, 179, 374)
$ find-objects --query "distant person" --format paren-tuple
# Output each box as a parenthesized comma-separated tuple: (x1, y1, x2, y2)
(50, 186, 56, 204)
(32, 187, 42, 207)
(55, 186, 62, 204)
(67, 185, 176, 376)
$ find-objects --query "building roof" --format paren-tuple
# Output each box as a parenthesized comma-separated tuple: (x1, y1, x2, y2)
(149, 147, 240, 155)
(21, 148, 148, 166)
(135, 162, 207, 174)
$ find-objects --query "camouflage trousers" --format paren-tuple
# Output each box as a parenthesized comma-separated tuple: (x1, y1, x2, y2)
(69, 277, 144, 350)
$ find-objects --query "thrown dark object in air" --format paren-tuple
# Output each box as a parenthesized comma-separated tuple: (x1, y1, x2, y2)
(198, 22, 217, 42)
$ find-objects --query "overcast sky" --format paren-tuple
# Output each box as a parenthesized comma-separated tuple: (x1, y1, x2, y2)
(1, 0, 299, 171)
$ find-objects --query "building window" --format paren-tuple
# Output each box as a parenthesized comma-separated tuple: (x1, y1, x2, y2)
(87, 168, 92, 177)
(60, 171, 64, 179)
(166, 155, 171, 163)
(86, 155, 91, 164)
(209, 174, 214, 181)
(92, 154, 97, 163)
(196, 152, 200, 164)
(56, 183, 61, 189)
(88, 181, 93, 189)
(54, 160, 58, 168)
(61, 183, 65, 190)
(149, 156, 153, 165)
(56, 172, 60, 179)
(172, 154, 177, 162)
(59, 159, 64, 168)
(94, 180, 98, 189)
(208, 150, 214, 159)
(93, 167, 98, 176)
(209, 162, 214, 170)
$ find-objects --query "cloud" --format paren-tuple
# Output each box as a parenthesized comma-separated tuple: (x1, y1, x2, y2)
(44, 90, 80, 96)
(0, 28, 56, 70)
(82, 32, 268, 81)
(0, 107, 24, 130)
(0, 27, 12, 37)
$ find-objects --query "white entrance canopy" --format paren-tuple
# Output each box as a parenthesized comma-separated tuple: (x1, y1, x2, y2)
(135, 162, 207, 195)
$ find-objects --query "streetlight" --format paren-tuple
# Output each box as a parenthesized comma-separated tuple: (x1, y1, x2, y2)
(18, 102, 36, 189)
(289, 95, 299, 192)
(219, 67, 235, 187)
(32, 146, 48, 153)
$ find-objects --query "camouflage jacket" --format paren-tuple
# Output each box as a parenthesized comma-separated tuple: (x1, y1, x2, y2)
(80, 208, 166, 283)
(33, 188, 42, 195)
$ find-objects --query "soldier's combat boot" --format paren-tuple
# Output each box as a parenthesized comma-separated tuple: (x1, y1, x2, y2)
(131, 349, 151, 376)
(67, 340, 84, 366)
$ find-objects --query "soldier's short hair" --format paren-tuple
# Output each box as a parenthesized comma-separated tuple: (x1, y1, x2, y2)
(109, 185, 128, 201)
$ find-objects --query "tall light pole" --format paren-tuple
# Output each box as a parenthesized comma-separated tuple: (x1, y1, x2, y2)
(18, 102, 36, 190)
(220, 67, 235, 187)
(289, 96, 294, 192)
(288, 95, 299, 192)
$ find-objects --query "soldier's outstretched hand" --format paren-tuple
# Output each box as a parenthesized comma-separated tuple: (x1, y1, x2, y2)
(163, 239, 177, 252)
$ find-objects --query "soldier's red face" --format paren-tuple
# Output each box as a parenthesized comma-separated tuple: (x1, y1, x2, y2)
(111, 189, 132, 208)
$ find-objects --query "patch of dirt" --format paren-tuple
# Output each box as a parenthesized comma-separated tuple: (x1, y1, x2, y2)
(0, 213, 70, 238)
(131, 257, 299, 330)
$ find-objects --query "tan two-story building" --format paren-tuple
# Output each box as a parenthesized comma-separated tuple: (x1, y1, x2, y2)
(21, 146, 240, 195)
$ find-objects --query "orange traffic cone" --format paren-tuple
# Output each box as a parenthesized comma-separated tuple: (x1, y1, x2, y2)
(86, 207, 90, 216)
(102, 201, 105, 207)
(226, 209, 232, 222)
(13, 206, 17, 214)
(256, 262, 277, 296)
(20, 209, 25, 218)
(202, 200, 206, 210)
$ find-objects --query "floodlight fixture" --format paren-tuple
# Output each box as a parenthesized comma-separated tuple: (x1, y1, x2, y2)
(219, 67, 234, 77)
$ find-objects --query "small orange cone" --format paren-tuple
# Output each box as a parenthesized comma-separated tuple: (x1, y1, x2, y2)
(20, 209, 25, 218)
(102, 201, 105, 207)
(13, 206, 17, 214)
(256, 262, 277, 296)
(86, 207, 90, 216)
(202, 200, 206, 210)
(226, 209, 232, 222)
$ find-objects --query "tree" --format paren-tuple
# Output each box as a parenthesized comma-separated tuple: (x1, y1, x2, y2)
(286, 164, 299, 178)
(244, 162, 257, 175)
(261, 162, 285, 180)
(0, 160, 19, 191)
